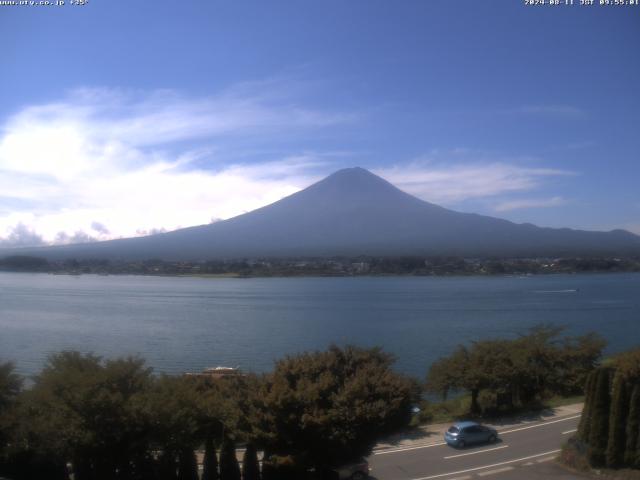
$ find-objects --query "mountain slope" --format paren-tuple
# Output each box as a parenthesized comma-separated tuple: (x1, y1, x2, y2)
(4, 167, 640, 260)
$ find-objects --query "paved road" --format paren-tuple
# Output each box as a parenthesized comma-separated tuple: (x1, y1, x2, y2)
(370, 414, 582, 480)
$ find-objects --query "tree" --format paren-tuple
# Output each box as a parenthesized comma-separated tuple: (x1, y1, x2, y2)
(577, 370, 597, 442)
(637, 424, 640, 470)
(202, 438, 219, 480)
(426, 346, 469, 402)
(242, 443, 260, 480)
(555, 332, 606, 396)
(467, 339, 519, 411)
(0, 450, 68, 480)
(219, 439, 241, 480)
(178, 448, 199, 480)
(145, 376, 203, 460)
(513, 325, 563, 403)
(575, 348, 640, 470)
(428, 336, 536, 414)
(0, 255, 49, 272)
(157, 451, 178, 480)
(258, 345, 418, 469)
(0, 362, 22, 410)
(606, 374, 629, 467)
(613, 348, 640, 382)
(614, 348, 640, 468)
(426, 326, 605, 415)
(0, 361, 22, 468)
(624, 385, 640, 467)
(14, 352, 152, 480)
(587, 368, 612, 466)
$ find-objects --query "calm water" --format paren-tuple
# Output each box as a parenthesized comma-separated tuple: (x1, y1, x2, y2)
(0, 272, 638, 378)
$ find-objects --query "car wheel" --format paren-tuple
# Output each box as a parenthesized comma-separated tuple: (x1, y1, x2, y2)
(488, 434, 496, 443)
(351, 472, 366, 480)
(457, 440, 465, 448)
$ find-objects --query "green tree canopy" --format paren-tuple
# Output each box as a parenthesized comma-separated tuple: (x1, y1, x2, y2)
(579, 347, 640, 469)
(258, 344, 418, 468)
(426, 325, 605, 414)
(0, 362, 22, 410)
(0, 362, 23, 470)
(17, 351, 153, 480)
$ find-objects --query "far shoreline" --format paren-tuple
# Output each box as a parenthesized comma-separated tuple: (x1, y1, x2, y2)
(1, 269, 640, 280)
(1, 254, 639, 278)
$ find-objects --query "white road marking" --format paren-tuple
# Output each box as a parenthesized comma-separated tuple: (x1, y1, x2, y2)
(444, 445, 509, 459)
(498, 415, 581, 435)
(410, 449, 561, 480)
(536, 456, 556, 463)
(477, 466, 514, 476)
(373, 442, 446, 455)
(562, 429, 577, 435)
(448, 476, 472, 480)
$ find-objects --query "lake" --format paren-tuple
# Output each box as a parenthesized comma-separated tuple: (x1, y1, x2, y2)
(1, 272, 638, 379)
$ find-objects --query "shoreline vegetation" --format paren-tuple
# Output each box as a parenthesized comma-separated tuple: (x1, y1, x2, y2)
(1, 254, 639, 277)
(561, 349, 640, 478)
(0, 326, 613, 480)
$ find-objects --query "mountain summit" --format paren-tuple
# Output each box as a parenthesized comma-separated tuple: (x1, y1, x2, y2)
(5, 167, 640, 260)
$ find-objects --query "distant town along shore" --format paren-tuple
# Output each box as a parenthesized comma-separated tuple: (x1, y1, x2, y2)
(1, 254, 639, 277)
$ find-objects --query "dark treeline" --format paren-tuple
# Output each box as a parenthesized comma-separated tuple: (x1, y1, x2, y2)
(2, 255, 640, 276)
(572, 348, 640, 470)
(0, 328, 609, 479)
(0, 346, 417, 480)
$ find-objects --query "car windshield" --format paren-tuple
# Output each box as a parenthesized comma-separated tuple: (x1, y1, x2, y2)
(447, 426, 459, 434)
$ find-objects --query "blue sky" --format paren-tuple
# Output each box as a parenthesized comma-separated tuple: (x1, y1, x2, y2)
(0, 0, 638, 245)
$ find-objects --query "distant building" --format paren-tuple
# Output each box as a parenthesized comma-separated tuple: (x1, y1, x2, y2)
(351, 262, 370, 273)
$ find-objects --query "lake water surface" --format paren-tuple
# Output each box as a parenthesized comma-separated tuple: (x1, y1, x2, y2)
(1, 272, 638, 378)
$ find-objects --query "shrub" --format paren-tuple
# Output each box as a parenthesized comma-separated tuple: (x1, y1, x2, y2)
(606, 374, 629, 467)
(587, 368, 612, 466)
(624, 385, 640, 467)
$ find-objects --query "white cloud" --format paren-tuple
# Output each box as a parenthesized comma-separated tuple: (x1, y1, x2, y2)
(493, 196, 567, 212)
(0, 223, 45, 248)
(54, 230, 97, 245)
(0, 86, 582, 247)
(0, 85, 342, 244)
(374, 155, 574, 205)
(90, 221, 110, 235)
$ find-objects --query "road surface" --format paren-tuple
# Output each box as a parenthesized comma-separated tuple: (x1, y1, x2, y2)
(370, 414, 582, 480)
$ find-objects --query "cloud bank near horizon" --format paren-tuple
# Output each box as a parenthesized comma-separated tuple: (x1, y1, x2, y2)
(0, 85, 605, 248)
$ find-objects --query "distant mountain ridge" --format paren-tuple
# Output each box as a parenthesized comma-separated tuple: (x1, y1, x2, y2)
(3, 167, 640, 260)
